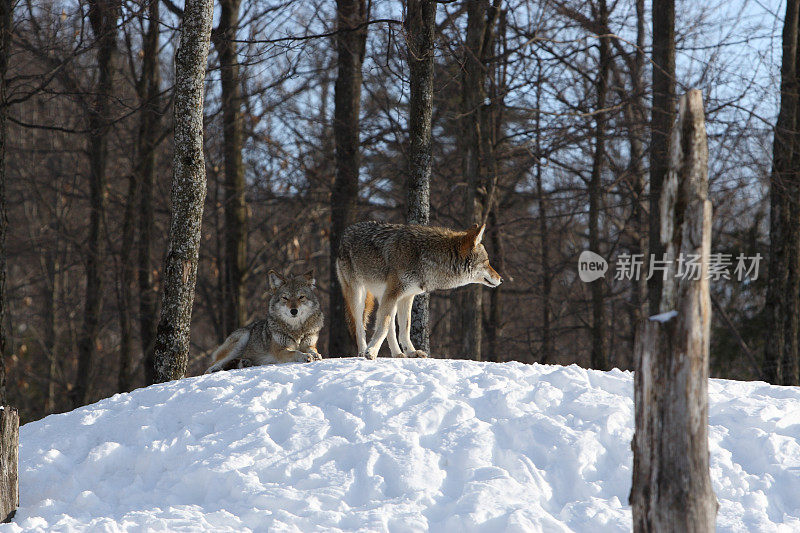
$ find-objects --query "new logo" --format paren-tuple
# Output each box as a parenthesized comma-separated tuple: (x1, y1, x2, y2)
(578, 251, 608, 282)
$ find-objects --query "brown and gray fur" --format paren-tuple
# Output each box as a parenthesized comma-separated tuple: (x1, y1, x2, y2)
(336, 221, 502, 359)
(205, 271, 324, 373)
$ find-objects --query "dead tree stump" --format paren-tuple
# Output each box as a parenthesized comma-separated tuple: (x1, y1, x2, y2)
(630, 89, 718, 532)
(0, 406, 18, 523)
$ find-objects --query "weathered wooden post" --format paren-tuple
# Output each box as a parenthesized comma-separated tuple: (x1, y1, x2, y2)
(0, 406, 18, 522)
(630, 89, 718, 532)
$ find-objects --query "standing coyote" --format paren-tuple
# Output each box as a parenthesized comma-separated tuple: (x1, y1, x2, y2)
(337, 221, 502, 359)
(205, 270, 323, 373)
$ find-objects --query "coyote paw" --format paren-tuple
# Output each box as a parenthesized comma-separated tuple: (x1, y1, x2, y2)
(303, 351, 323, 362)
(204, 363, 223, 374)
(391, 352, 407, 358)
(300, 352, 320, 363)
(405, 350, 428, 358)
(360, 349, 378, 360)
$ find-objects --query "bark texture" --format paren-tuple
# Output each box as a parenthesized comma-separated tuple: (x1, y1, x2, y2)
(459, 0, 496, 360)
(153, 0, 213, 382)
(627, 0, 648, 358)
(329, 0, 367, 356)
(589, 0, 610, 370)
(648, 0, 676, 316)
(43, 249, 58, 411)
(73, 0, 120, 407)
(764, 0, 800, 385)
(487, 209, 504, 362)
(405, 0, 436, 354)
(0, 0, 10, 405)
(533, 57, 551, 364)
(213, 0, 248, 335)
(630, 90, 718, 532)
(138, 0, 162, 386)
(117, 171, 136, 392)
(0, 406, 17, 522)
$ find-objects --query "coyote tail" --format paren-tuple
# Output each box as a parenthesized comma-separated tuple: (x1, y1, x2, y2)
(211, 330, 250, 363)
(343, 288, 375, 342)
(338, 265, 374, 342)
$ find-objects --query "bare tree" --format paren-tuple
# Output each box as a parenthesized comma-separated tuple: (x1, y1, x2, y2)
(42, 241, 59, 410)
(329, 0, 368, 356)
(117, 167, 136, 392)
(460, 0, 499, 360)
(137, 0, 163, 385)
(73, 0, 121, 407)
(483, 9, 506, 363)
(0, 0, 10, 405)
(619, 0, 648, 357)
(213, 0, 248, 335)
(764, 0, 800, 385)
(588, 0, 610, 370)
(533, 55, 551, 365)
(648, 0, 675, 316)
(153, 0, 214, 382)
(630, 89, 717, 533)
(405, 0, 436, 354)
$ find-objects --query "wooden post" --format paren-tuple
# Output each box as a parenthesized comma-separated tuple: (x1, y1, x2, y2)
(630, 89, 718, 532)
(0, 406, 18, 522)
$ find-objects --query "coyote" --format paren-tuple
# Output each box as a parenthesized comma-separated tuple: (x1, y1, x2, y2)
(336, 221, 502, 359)
(205, 270, 324, 373)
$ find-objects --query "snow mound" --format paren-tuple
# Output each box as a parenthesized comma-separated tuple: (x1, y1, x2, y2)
(3, 359, 800, 532)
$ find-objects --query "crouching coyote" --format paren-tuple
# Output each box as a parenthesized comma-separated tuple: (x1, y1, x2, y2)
(205, 271, 323, 373)
(337, 221, 502, 359)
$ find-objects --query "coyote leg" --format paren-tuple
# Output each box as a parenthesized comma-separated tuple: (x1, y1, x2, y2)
(364, 288, 400, 360)
(351, 284, 368, 356)
(397, 295, 427, 358)
(387, 313, 403, 357)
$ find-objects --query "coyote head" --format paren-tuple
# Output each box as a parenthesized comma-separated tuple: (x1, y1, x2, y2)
(268, 270, 321, 324)
(459, 224, 503, 288)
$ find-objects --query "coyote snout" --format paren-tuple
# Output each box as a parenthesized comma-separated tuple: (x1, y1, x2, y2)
(337, 221, 502, 359)
(481, 264, 503, 287)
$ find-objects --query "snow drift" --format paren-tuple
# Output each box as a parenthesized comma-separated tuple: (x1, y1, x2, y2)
(3, 358, 800, 532)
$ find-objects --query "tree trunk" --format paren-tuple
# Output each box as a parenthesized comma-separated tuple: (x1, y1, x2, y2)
(483, 9, 505, 364)
(152, 0, 213, 382)
(405, 0, 436, 355)
(588, 0, 610, 370)
(214, 0, 247, 336)
(630, 89, 718, 532)
(329, 0, 367, 356)
(0, 0, 11, 406)
(534, 57, 551, 365)
(0, 406, 18, 522)
(43, 249, 58, 411)
(460, 0, 490, 360)
(780, 17, 800, 386)
(487, 209, 504, 362)
(625, 0, 648, 366)
(117, 172, 136, 392)
(73, 0, 120, 407)
(648, 0, 676, 316)
(138, 0, 162, 386)
(764, 0, 800, 384)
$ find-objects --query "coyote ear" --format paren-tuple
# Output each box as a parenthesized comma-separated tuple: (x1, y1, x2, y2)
(268, 270, 286, 289)
(474, 223, 486, 245)
(303, 269, 316, 288)
(459, 223, 486, 256)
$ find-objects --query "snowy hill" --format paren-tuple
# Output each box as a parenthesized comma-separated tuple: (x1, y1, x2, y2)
(3, 359, 800, 532)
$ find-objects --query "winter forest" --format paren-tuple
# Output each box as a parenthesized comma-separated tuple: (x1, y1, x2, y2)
(0, 0, 793, 423)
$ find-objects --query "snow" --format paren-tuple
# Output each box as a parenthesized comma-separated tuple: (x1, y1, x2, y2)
(3, 358, 800, 532)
